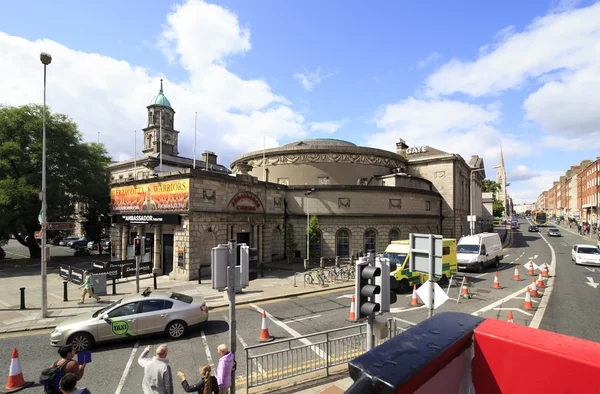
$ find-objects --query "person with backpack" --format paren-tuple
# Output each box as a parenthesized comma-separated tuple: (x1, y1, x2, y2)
(177, 364, 219, 393)
(40, 345, 85, 394)
(59, 373, 91, 394)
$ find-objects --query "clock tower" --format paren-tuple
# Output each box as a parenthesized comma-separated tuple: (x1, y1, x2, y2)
(142, 79, 179, 156)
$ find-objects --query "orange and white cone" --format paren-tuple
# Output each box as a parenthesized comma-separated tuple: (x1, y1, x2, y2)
(507, 311, 514, 323)
(410, 284, 420, 306)
(541, 262, 550, 278)
(258, 311, 274, 342)
(537, 274, 545, 289)
(492, 272, 501, 289)
(527, 261, 535, 276)
(523, 287, 534, 310)
(530, 278, 540, 297)
(3, 348, 33, 392)
(347, 295, 357, 321)
(513, 265, 522, 281)
(461, 277, 471, 299)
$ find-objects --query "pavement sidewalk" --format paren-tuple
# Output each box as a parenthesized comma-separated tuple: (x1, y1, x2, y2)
(0, 264, 353, 333)
(556, 221, 599, 244)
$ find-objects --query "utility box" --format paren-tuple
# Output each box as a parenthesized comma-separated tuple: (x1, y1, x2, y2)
(211, 244, 229, 290)
(91, 274, 107, 296)
(240, 245, 250, 288)
(373, 316, 389, 339)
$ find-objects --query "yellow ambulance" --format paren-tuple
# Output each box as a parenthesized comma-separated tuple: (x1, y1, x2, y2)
(383, 239, 458, 292)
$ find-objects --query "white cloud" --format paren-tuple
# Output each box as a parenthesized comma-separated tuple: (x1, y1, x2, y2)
(0, 0, 308, 166)
(293, 67, 340, 92)
(368, 97, 529, 167)
(541, 133, 600, 150)
(425, 3, 600, 98)
(507, 164, 540, 182)
(415, 52, 443, 69)
(310, 120, 347, 134)
(509, 170, 563, 204)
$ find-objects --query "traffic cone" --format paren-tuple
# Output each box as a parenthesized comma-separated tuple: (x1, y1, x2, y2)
(523, 287, 534, 310)
(410, 285, 420, 306)
(530, 278, 540, 297)
(461, 277, 471, 299)
(347, 295, 357, 321)
(493, 272, 501, 289)
(3, 348, 33, 392)
(507, 311, 514, 323)
(537, 274, 545, 289)
(513, 265, 522, 281)
(541, 262, 550, 278)
(527, 261, 535, 276)
(258, 311, 274, 342)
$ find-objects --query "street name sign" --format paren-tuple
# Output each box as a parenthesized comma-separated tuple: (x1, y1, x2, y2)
(46, 222, 75, 231)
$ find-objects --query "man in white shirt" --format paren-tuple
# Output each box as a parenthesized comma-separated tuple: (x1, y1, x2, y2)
(137, 344, 174, 394)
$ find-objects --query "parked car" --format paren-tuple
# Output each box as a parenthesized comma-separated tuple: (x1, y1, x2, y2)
(87, 240, 98, 250)
(50, 289, 208, 351)
(0, 247, 5, 259)
(69, 237, 89, 248)
(528, 225, 539, 232)
(548, 228, 561, 237)
(62, 237, 79, 246)
(101, 239, 111, 252)
(571, 244, 600, 266)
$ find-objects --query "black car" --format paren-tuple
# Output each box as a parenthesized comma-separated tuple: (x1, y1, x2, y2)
(528, 225, 539, 232)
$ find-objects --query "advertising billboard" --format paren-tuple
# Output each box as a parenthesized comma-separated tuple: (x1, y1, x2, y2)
(110, 179, 189, 213)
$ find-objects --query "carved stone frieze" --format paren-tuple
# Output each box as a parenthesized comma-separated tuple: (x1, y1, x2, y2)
(338, 198, 350, 208)
(248, 153, 404, 169)
(273, 197, 283, 209)
(203, 189, 216, 203)
(389, 199, 401, 209)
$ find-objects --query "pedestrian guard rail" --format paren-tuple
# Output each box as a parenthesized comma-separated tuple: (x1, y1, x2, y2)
(346, 312, 600, 394)
(244, 317, 411, 391)
(59, 259, 152, 285)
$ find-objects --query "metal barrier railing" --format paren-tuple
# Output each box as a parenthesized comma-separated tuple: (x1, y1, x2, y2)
(244, 317, 414, 391)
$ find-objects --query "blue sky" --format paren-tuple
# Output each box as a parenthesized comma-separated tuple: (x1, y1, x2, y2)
(1, 0, 600, 204)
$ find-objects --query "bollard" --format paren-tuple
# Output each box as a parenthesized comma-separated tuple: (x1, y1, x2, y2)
(320, 257, 325, 269)
(63, 281, 68, 302)
(335, 256, 340, 267)
(304, 259, 309, 271)
(260, 263, 265, 278)
(198, 267, 201, 285)
(19, 287, 25, 310)
(153, 272, 158, 289)
(112, 278, 117, 295)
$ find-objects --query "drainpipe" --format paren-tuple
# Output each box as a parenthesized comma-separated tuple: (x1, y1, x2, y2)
(283, 198, 288, 260)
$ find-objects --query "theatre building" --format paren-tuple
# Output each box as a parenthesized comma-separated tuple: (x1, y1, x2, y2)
(108, 82, 484, 281)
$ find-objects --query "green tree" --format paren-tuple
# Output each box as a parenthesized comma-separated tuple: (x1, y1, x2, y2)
(284, 222, 298, 264)
(493, 199, 505, 217)
(308, 215, 320, 258)
(482, 179, 502, 196)
(0, 104, 111, 257)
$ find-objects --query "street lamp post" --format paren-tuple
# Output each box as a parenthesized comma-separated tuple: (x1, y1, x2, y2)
(40, 52, 52, 318)
(469, 165, 500, 236)
(304, 190, 314, 262)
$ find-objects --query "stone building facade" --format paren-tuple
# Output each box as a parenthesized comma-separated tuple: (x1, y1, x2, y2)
(107, 82, 488, 281)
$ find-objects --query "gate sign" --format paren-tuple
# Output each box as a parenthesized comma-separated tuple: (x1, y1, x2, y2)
(230, 192, 262, 212)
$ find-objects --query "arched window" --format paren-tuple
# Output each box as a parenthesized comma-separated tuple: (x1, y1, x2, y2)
(364, 229, 377, 253)
(336, 229, 350, 257)
(389, 229, 400, 244)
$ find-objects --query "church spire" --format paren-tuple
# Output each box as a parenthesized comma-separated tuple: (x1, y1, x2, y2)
(499, 146, 505, 168)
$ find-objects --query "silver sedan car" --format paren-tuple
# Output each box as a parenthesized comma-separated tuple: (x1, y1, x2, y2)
(50, 288, 208, 351)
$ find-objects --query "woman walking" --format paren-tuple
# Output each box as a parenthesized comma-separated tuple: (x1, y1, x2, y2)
(178, 364, 219, 393)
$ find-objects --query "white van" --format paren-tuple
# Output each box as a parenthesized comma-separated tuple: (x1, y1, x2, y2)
(456, 233, 503, 272)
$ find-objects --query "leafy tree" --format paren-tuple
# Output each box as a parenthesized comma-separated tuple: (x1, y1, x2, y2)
(482, 179, 502, 196)
(308, 216, 320, 258)
(284, 222, 297, 264)
(493, 199, 505, 217)
(0, 104, 111, 257)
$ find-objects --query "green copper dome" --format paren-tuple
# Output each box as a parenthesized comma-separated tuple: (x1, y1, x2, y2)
(150, 79, 171, 108)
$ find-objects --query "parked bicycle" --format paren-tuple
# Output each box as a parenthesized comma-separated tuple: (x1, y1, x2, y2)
(304, 269, 326, 286)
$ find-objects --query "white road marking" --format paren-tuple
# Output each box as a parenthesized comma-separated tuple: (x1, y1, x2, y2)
(336, 294, 353, 299)
(250, 304, 328, 360)
(200, 330, 213, 364)
(474, 273, 487, 278)
(586, 277, 599, 289)
(389, 307, 407, 313)
(5, 251, 29, 259)
(529, 232, 557, 329)
(493, 308, 533, 317)
(395, 305, 427, 313)
(223, 315, 263, 373)
(392, 317, 417, 326)
(472, 287, 528, 316)
(505, 255, 510, 258)
(282, 315, 321, 323)
(584, 267, 597, 273)
(0, 298, 11, 307)
(115, 340, 140, 394)
(514, 296, 540, 303)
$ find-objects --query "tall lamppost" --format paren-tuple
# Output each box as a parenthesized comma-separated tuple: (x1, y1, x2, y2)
(470, 165, 500, 236)
(304, 190, 314, 262)
(40, 52, 52, 318)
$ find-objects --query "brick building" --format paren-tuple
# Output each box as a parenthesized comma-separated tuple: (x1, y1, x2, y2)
(578, 158, 600, 225)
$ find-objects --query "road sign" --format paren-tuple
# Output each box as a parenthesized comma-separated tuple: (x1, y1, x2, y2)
(467, 215, 476, 222)
(409, 233, 443, 275)
(46, 222, 75, 231)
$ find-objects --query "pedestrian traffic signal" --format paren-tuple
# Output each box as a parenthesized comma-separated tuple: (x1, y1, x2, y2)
(375, 258, 398, 312)
(134, 238, 142, 256)
(355, 255, 381, 318)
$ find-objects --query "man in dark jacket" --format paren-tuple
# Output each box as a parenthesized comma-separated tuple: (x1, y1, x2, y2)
(60, 373, 91, 393)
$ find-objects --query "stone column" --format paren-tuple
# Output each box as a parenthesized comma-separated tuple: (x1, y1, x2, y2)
(258, 224, 264, 262)
(121, 225, 128, 261)
(252, 224, 258, 248)
(153, 226, 162, 275)
(228, 225, 233, 242)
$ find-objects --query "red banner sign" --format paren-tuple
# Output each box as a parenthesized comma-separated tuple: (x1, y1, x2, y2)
(230, 192, 262, 212)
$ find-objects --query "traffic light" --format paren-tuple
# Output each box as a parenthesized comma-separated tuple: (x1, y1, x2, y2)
(375, 257, 398, 312)
(354, 254, 381, 318)
(211, 244, 229, 290)
(134, 237, 142, 256)
(240, 245, 260, 287)
(144, 237, 152, 254)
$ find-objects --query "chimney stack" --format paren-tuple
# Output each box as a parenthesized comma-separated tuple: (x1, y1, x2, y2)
(202, 150, 218, 165)
(396, 138, 408, 158)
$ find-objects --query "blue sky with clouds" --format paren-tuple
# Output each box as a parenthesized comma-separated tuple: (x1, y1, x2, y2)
(1, 0, 600, 204)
